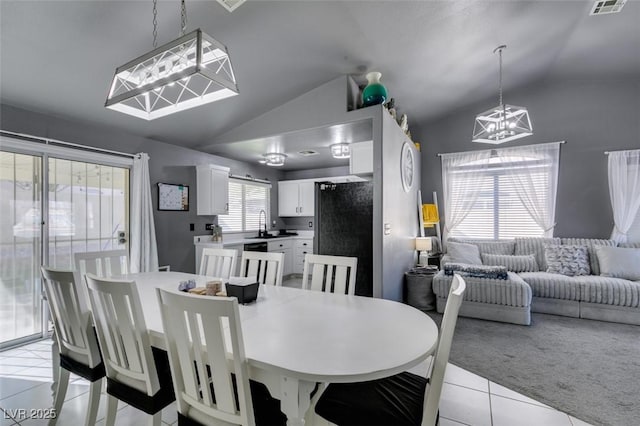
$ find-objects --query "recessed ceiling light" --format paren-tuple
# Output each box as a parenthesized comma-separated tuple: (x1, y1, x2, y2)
(298, 150, 319, 156)
(590, 0, 626, 15)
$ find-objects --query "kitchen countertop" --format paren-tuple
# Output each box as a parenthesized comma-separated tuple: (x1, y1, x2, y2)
(194, 231, 314, 246)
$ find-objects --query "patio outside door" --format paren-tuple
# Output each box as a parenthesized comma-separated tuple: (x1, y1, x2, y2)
(0, 150, 130, 348)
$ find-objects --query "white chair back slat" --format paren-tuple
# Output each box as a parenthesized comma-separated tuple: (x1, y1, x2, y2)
(157, 289, 256, 426)
(199, 248, 237, 280)
(85, 274, 160, 396)
(201, 315, 237, 413)
(239, 251, 284, 286)
(303, 254, 358, 295)
(310, 263, 325, 292)
(421, 274, 466, 426)
(333, 266, 348, 295)
(41, 267, 102, 366)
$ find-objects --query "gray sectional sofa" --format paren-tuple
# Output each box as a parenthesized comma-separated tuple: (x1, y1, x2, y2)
(433, 237, 640, 326)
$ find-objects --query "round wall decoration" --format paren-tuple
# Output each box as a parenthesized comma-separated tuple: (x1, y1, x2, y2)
(400, 142, 415, 192)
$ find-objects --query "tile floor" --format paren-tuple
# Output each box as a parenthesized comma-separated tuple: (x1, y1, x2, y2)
(0, 339, 593, 426)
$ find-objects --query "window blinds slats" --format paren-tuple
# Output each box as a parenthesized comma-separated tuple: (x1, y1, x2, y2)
(449, 161, 550, 240)
(218, 181, 269, 232)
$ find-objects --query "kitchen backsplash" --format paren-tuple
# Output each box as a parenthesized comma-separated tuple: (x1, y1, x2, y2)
(281, 216, 314, 230)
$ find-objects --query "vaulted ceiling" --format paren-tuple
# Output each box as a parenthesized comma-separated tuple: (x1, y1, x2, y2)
(1, 1, 638, 158)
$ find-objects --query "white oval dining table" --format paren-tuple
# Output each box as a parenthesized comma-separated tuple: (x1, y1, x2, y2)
(76, 271, 438, 425)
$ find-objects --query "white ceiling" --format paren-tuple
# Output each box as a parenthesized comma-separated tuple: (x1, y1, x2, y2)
(1, 0, 638, 169)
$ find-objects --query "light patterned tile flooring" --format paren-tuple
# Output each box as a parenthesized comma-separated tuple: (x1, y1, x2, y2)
(1, 339, 593, 426)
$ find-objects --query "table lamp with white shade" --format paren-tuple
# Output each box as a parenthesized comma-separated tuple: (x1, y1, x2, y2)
(415, 237, 432, 266)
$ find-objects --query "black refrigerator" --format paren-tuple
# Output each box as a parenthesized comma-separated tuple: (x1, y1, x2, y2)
(314, 181, 373, 297)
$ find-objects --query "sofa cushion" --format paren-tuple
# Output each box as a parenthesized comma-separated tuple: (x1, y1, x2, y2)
(515, 238, 561, 271)
(448, 238, 515, 256)
(560, 238, 617, 276)
(433, 271, 531, 307)
(545, 245, 590, 276)
(577, 275, 640, 308)
(443, 263, 508, 280)
(518, 272, 581, 301)
(482, 254, 539, 272)
(446, 242, 482, 265)
(595, 246, 640, 281)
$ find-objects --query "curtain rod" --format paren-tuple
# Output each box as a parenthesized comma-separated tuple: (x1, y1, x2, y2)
(604, 149, 640, 155)
(1, 130, 138, 159)
(229, 174, 271, 185)
(436, 140, 566, 157)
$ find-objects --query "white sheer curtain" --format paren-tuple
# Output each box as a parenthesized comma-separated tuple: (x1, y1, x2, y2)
(441, 150, 492, 239)
(608, 149, 640, 243)
(130, 153, 159, 273)
(497, 142, 561, 237)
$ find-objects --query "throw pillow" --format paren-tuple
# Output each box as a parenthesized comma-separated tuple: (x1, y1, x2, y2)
(481, 254, 539, 272)
(544, 245, 590, 276)
(596, 246, 640, 281)
(443, 263, 508, 280)
(446, 242, 482, 265)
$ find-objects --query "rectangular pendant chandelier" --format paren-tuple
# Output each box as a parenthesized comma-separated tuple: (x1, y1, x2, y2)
(105, 29, 238, 120)
(472, 104, 533, 144)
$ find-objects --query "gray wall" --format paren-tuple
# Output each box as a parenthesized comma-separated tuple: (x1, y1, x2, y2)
(380, 111, 421, 301)
(414, 77, 640, 239)
(0, 104, 285, 273)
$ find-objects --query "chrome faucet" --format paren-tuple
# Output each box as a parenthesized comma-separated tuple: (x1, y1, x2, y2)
(258, 209, 267, 237)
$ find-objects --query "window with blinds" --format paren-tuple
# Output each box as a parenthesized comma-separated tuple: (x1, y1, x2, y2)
(449, 160, 550, 240)
(218, 179, 270, 232)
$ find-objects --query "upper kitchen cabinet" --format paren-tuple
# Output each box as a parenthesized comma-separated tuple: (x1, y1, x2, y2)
(278, 180, 314, 216)
(196, 164, 230, 216)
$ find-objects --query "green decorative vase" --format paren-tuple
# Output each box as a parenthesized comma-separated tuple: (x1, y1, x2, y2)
(362, 71, 388, 107)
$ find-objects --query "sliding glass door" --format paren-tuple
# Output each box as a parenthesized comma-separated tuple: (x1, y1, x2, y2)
(47, 158, 129, 269)
(0, 152, 43, 346)
(0, 144, 130, 348)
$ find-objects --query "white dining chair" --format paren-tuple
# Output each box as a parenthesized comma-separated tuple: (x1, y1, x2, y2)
(199, 247, 237, 280)
(84, 274, 175, 426)
(156, 289, 286, 426)
(314, 273, 466, 426)
(40, 267, 105, 426)
(302, 254, 358, 295)
(74, 250, 170, 282)
(239, 251, 285, 286)
(74, 249, 129, 279)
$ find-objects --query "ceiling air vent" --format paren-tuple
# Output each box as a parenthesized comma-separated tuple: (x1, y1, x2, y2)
(298, 150, 319, 156)
(216, 0, 246, 12)
(590, 0, 627, 15)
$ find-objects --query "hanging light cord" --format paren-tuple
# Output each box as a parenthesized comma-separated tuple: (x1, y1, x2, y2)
(152, 0, 158, 48)
(181, 0, 187, 36)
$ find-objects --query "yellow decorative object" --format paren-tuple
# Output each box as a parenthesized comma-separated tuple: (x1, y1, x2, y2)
(422, 204, 439, 227)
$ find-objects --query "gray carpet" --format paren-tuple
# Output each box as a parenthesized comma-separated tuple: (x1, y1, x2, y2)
(426, 312, 640, 426)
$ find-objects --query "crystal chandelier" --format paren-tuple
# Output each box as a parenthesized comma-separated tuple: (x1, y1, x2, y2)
(472, 45, 532, 144)
(105, 0, 238, 120)
(330, 143, 351, 159)
(259, 153, 287, 167)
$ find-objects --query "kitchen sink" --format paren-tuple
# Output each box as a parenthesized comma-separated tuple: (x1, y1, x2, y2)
(249, 234, 286, 239)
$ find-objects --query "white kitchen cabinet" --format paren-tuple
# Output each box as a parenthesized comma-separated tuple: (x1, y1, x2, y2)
(196, 164, 230, 216)
(293, 238, 313, 274)
(278, 180, 315, 217)
(268, 239, 293, 276)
